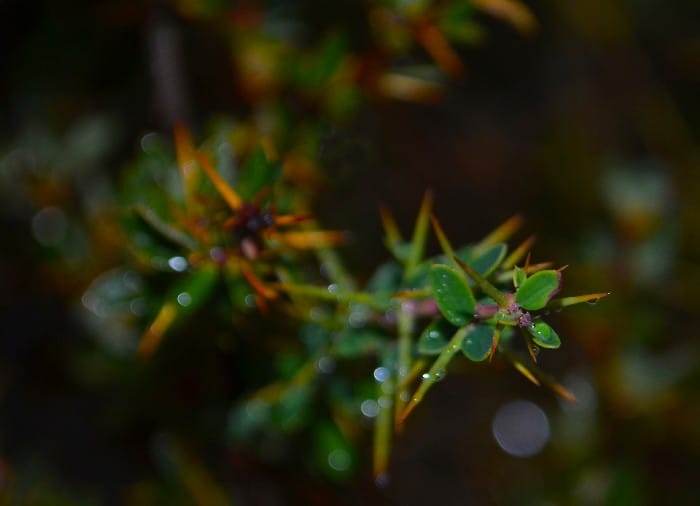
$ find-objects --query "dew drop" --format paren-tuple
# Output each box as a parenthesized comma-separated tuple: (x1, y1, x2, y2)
(316, 356, 336, 374)
(209, 246, 227, 264)
(327, 283, 340, 294)
(434, 371, 446, 381)
(373, 366, 390, 383)
(31, 207, 68, 247)
(167, 256, 188, 272)
(309, 307, 325, 321)
(244, 293, 257, 307)
(360, 399, 379, 418)
(586, 299, 599, 306)
(140, 131, 160, 153)
(421, 372, 432, 380)
(328, 448, 352, 471)
(176, 292, 192, 307)
(530, 345, 540, 356)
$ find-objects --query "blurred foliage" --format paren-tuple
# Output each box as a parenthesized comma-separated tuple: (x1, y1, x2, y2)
(2, 0, 700, 504)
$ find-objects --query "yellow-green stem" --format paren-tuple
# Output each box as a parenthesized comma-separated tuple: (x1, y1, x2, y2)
(395, 308, 414, 420)
(277, 283, 391, 311)
(373, 370, 394, 481)
(399, 325, 469, 424)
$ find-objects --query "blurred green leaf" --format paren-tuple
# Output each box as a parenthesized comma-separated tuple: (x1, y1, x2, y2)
(295, 34, 347, 90)
(164, 264, 219, 316)
(439, 0, 484, 44)
(273, 385, 314, 433)
(366, 261, 403, 293)
(333, 327, 386, 358)
(313, 420, 356, 481)
(513, 265, 527, 288)
(237, 146, 280, 201)
(456, 243, 508, 279)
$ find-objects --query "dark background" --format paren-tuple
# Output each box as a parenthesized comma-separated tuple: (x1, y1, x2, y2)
(2, 0, 700, 504)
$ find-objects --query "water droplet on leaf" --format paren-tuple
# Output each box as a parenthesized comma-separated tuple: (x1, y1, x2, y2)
(177, 292, 192, 307)
(167, 256, 188, 272)
(360, 399, 379, 418)
(373, 366, 390, 383)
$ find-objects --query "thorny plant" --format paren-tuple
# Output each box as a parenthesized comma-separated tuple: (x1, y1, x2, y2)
(81, 0, 606, 486)
(104, 126, 607, 483)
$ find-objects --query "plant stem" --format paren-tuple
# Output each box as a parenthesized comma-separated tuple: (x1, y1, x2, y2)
(454, 256, 508, 307)
(373, 367, 394, 483)
(276, 283, 392, 310)
(399, 325, 469, 424)
(394, 307, 414, 421)
(316, 245, 356, 290)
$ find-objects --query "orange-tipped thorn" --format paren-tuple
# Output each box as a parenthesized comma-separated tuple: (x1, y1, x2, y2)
(488, 326, 503, 363)
(512, 359, 541, 387)
(195, 152, 243, 212)
(241, 262, 278, 300)
(413, 20, 466, 79)
(273, 215, 314, 227)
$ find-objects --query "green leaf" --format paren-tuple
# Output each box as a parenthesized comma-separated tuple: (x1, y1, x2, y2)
(515, 270, 561, 310)
(525, 320, 561, 349)
(298, 34, 347, 90)
(430, 264, 476, 326)
(418, 318, 455, 355)
(438, 0, 484, 43)
(366, 261, 403, 293)
(513, 266, 527, 288)
(273, 385, 313, 433)
(333, 328, 385, 358)
(237, 146, 280, 201)
(165, 264, 219, 315)
(390, 242, 412, 264)
(314, 420, 356, 481)
(457, 243, 508, 279)
(461, 324, 494, 361)
(405, 260, 431, 290)
(227, 398, 272, 441)
(225, 274, 253, 311)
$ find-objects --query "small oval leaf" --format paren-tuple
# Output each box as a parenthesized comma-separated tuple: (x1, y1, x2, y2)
(461, 324, 494, 361)
(456, 243, 508, 278)
(418, 318, 455, 355)
(526, 320, 561, 349)
(472, 243, 508, 277)
(430, 264, 476, 326)
(515, 270, 561, 310)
